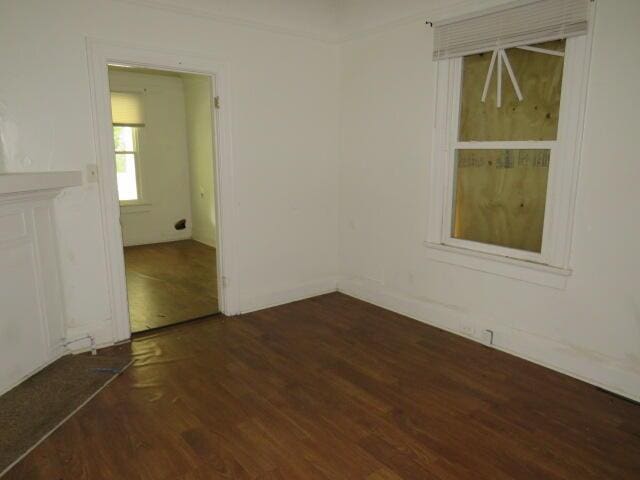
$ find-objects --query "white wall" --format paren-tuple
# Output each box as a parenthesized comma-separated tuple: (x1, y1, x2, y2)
(338, 0, 640, 401)
(183, 74, 217, 248)
(108, 69, 193, 246)
(0, 0, 341, 347)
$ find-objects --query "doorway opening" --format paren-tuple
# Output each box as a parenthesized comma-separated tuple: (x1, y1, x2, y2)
(107, 65, 220, 333)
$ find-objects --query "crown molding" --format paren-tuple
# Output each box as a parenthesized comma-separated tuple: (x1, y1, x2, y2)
(114, 0, 339, 43)
(113, 0, 513, 45)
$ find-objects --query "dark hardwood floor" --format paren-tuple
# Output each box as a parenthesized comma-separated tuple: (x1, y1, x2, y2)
(124, 240, 218, 333)
(6, 293, 640, 479)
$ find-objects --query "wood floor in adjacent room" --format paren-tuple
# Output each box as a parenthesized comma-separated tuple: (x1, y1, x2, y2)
(124, 239, 218, 333)
(6, 293, 639, 479)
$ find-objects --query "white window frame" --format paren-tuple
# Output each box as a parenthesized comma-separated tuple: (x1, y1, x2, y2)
(425, 35, 592, 288)
(113, 125, 145, 206)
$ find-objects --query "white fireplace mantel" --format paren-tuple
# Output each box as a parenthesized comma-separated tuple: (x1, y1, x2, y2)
(0, 170, 82, 395)
(0, 171, 82, 197)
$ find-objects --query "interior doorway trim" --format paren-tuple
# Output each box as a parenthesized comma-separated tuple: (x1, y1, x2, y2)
(86, 38, 240, 342)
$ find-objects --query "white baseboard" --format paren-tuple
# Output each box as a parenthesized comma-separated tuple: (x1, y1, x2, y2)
(338, 276, 640, 403)
(64, 319, 117, 351)
(192, 231, 216, 248)
(122, 231, 192, 247)
(240, 277, 339, 314)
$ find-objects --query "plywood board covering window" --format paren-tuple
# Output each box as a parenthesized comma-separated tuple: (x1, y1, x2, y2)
(458, 40, 565, 142)
(452, 149, 550, 252)
(452, 40, 564, 253)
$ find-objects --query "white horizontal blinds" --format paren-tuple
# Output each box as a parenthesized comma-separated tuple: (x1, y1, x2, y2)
(110, 92, 145, 126)
(433, 0, 590, 60)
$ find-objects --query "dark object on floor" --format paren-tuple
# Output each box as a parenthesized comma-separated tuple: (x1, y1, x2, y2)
(5, 293, 640, 479)
(174, 219, 186, 230)
(0, 349, 132, 476)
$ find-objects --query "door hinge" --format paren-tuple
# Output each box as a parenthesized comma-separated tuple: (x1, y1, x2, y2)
(214, 96, 220, 109)
(221, 276, 229, 288)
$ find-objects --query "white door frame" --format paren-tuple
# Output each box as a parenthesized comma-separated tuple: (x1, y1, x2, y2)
(86, 38, 240, 342)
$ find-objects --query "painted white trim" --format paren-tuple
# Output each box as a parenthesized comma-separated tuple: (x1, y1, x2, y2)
(0, 171, 81, 196)
(120, 232, 193, 248)
(517, 45, 565, 57)
(425, 34, 592, 285)
(443, 236, 544, 264)
(114, 0, 337, 43)
(115, 0, 515, 45)
(338, 277, 640, 403)
(424, 242, 570, 289)
(454, 141, 557, 149)
(86, 38, 240, 344)
(240, 277, 339, 314)
(63, 321, 122, 353)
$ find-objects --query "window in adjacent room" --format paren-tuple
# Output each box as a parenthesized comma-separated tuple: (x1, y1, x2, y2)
(110, 91, 145, 204)
(113, 125, 140, 202)
(426, 0, 592, 282)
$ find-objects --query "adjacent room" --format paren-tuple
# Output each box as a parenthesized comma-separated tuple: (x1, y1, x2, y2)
(1, 0, 639, 478)
(108, 66, 220, 333)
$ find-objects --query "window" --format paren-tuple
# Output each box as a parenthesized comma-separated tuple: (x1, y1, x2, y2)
(451, 40, 563, 257)
(426, 0, 592, 286)
(113, 126, 141, 203)
(110, 91, 145, 204)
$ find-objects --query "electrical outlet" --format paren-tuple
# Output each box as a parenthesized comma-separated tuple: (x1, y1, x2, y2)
(481, 329, 494, 346)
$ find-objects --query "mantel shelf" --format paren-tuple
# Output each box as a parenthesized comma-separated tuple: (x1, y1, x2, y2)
(0, 171, 82, 196)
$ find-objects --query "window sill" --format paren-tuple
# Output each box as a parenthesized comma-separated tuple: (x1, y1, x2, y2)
(423, 241, 571, 289)
(119, 202, 151, 213)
